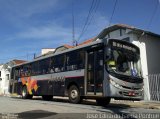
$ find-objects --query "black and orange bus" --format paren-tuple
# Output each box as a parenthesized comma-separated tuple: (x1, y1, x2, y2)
(9, 38, 143, 105)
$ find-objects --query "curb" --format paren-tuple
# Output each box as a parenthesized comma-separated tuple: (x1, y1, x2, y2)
(111, 101, 160, 110)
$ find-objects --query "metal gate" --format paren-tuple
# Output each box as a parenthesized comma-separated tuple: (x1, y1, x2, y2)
(148, 74, 160, 101)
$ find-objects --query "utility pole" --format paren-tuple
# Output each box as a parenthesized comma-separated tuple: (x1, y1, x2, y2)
(72, 1, 77, 46)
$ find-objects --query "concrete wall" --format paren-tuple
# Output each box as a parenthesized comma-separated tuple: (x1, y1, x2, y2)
(140, 35, 160, 74)
(0, 65, 10, 95)
(0, 65, 2, 95)
(130, 34, 150, 100)
(41, 48, 55, 55)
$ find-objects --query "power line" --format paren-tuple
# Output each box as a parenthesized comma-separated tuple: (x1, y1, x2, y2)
(78, 0, 100, 41)
(108, 0, 118, 26)
(80, 0, 100, 39)
(147, 0, 159, 29)
(78, 0, 95, 40)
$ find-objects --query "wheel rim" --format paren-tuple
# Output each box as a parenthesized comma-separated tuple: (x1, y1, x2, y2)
(71, 89, 78, 99)
(22, 88, 26, 97)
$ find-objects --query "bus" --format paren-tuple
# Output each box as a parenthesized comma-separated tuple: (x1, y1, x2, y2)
(9, 38, 143, 105)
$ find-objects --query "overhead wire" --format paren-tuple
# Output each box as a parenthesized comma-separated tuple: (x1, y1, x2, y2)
(81, 0, 100, 38)
(108, 0, 118, 27)
(77, 0, 95, 41)
(77, 0, 100, 42)
(146, 0, 159, 29)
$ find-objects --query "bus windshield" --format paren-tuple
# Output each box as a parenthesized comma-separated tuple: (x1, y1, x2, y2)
(106, 40, 141, 77)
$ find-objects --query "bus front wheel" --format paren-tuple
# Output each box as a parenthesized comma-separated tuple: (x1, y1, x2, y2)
(96, 98, 111, 106)
(22, 86, 33, 99)
(68, 85, 81, 104)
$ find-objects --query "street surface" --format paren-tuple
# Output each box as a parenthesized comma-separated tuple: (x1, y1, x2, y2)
(0, 96, 160, 119)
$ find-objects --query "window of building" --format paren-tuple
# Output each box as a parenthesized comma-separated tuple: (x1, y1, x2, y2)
(109, 29, 121, 38)
(6, 74, 9, 80)
(120, 29, 126, 36)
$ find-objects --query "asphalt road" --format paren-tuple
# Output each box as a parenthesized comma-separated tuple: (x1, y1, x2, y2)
(0, 96, 160, 119)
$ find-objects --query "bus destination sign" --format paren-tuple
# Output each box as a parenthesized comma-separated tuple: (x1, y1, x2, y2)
(112, 41, 137, 52)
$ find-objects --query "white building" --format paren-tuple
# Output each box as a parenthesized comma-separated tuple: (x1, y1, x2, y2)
(95, 24, 160, 101)
(0, 65, 3, 95)
(0, 60, 26, 95)
(41, 48, 55, 55)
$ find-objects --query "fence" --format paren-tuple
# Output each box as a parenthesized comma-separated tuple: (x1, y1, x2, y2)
(148, 74, 160, 101)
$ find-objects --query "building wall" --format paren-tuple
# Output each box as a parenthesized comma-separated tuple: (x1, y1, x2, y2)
(130, 34, 150, 100)
(0, 65, 10, 95)
(140, 35, 160, 74)
(41, 48, 55, 55)
(122, 32, 160, 101)
(0, 65, 3, 95)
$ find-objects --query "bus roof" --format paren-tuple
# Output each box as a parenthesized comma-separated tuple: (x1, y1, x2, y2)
(12, 39, 104, 68)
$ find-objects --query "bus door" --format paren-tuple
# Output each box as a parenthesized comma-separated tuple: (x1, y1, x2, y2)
(86, 47, 104, 96)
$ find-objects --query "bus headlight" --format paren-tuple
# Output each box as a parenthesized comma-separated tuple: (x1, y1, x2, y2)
(109, 79, 122, 88)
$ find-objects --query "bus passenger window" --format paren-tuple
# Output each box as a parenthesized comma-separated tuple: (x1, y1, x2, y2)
(54, 55, 65, 72)
(66, 50, 84, 70)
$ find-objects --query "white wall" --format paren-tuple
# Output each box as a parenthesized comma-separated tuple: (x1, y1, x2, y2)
(41, 48, 55, 55)
(130, 34, 150, 100)
(0, 65, 10, 95)
(0, 65, 3, 95)
(141, 35, 160, 74)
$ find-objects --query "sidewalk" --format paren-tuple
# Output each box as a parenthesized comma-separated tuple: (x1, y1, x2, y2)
(111, 100, 160, 109)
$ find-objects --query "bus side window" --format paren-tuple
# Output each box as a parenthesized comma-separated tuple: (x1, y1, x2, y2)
(11, 68, 15, 79)
(14, 67, 20, 80)
(24, 64, 31, 76)
(39, 58, 50, 74)
(31, 61, 39, 75)
(54, 55, 65, 72)
(20, 66, 24, 77)
(66, 51, 78, 71)
(50, 57, 55, 73)
(77, 50, 85, 69)
(66, 50, 85, 71)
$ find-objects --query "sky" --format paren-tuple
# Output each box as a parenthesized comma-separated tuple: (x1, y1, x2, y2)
(0, 0, 159, 63)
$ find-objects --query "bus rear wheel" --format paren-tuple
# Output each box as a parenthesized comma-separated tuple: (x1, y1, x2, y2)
(96, 98, 111, 106)
(68, 85, 81, 104)
(22, 86, 33, 99)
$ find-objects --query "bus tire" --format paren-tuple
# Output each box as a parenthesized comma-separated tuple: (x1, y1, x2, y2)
(22, 86, 33, 99)
(42, 95, 53, 101)
(68, 85, 81, 104)
(96, 98, 111, 106)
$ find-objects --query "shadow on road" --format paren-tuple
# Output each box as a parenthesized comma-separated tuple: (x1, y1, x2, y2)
(18, 110, 57, 119)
